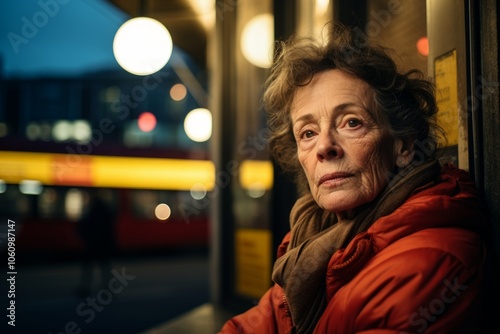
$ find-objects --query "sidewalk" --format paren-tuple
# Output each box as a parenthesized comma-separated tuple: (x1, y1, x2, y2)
(141, 303, 236, 334)
(2, 251, 212, 333)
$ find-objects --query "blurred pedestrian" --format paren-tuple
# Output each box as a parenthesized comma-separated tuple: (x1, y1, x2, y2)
(76, 189, 116, 297)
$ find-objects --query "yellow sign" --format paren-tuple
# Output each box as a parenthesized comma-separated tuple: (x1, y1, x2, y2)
(239, 160, 274, 190)
(0, 151, 215, 190)
(434, 50, 459, 146)
(235, 228, 272, 299)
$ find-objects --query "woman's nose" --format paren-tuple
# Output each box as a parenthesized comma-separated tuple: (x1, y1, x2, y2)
(316, 131, 343, 162)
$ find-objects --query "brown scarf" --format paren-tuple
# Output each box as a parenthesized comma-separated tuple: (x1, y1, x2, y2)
(271, 160, 442, 334)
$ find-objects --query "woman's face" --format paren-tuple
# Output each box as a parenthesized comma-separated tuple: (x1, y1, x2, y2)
(291, 69, 406, 217)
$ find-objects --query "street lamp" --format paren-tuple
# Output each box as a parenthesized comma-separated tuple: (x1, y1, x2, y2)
(113, 16, 173, 76)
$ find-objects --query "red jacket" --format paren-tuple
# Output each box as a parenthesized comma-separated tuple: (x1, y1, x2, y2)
(220, 167, 488, 333)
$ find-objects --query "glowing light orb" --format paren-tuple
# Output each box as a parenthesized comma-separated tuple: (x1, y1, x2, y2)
(155, 203, 171, 221)
(190, 183, 207, 200)
(19, 180, 43, 195)
(184, 108, 212, 142)
(138, 111, 157, 132)
(240, 13, 274, 68)
(170, 83, 187, 101)
(73, 120, 91, 142)
(53, 120, 73, 141)
(113, 17, 173, 76)
(416, 36, 429, 56)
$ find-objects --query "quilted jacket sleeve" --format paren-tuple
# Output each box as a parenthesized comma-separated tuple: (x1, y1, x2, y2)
(218, 284, 293, 334)
(314, 228, 486, 334)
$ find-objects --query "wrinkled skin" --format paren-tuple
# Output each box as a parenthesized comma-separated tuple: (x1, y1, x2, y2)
(291, 69, 411, 220)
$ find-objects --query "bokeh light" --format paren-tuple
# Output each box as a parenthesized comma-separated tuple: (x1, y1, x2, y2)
(39, 122, 52, 141)
(190, 183, 207, 200)
(138, 111, 157, 132)
(240, 13, 274, 68)
(417, 36, 429, 56)
(26, 122, 41, 140)
(170, 83, 187, 101)
(53, 120, 73, 141)
(315, 0, 330, 17)
(113, 17, 173, 76)
(0, 123, 7, 137)
(65, 188, 84, 222)
(246, 185, 266, 199)
(104, 86, 121, 102)
(19, 180, 43, 195)
(73, 120, 91, 142)
(184, 108, 212, 142)
(155, 203, 172, 221)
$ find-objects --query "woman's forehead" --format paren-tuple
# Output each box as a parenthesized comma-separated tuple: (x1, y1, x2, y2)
(291, 69, 376, 113)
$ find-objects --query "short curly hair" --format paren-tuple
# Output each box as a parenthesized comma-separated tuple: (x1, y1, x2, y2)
(263, 24, 445, 192)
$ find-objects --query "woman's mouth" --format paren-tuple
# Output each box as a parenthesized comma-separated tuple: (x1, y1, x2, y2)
(318, 172, 353, 186)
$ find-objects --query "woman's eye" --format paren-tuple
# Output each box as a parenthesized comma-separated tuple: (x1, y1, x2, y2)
(302, 130, 315, 138)
(347, 119, 362, 127)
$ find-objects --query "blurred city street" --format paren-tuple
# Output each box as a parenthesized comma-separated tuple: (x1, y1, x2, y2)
(1, 250, 212, 334)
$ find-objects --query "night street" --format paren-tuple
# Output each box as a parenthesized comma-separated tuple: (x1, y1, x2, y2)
(1, 250, 212, 334)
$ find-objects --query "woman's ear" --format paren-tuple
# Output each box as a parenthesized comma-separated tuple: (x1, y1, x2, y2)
(394, 138, 414, 168)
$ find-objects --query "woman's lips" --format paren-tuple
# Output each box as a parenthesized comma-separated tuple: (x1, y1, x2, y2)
(318, 172, 353, 186)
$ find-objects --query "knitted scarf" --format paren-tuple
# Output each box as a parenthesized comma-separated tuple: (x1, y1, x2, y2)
(271, 159, 442, 334)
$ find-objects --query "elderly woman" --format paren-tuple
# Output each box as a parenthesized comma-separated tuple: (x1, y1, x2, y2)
(219, 25, 488, 333)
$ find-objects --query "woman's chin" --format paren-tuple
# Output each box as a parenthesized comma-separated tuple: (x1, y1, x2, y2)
(317, 191, 367, 216)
